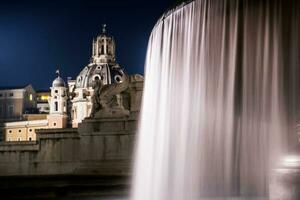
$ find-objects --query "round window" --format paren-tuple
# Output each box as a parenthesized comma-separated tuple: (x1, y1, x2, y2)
(93, 75, 101, 81)
(114, 75, 122, 83)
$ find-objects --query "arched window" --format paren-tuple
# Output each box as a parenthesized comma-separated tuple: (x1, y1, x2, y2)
(55, 102, 58, 111)
(101, 45, 104, 54)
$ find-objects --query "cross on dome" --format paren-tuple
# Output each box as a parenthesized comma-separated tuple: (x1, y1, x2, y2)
(102, 24, 107, 34)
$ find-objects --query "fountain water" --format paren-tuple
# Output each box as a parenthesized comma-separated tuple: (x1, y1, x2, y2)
(132, 0, 300, 199)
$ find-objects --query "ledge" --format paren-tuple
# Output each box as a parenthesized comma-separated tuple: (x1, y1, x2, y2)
(36, 128, 80, 140)
(80, 130, 135, 136)
(36, 128, 78, 134)
(0, 141, 39, 152)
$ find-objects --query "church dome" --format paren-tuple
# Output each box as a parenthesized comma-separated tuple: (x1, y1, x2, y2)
(75, 63, 124, 89)
(52, 74, 65, 87)
(75, 24, 125, 89)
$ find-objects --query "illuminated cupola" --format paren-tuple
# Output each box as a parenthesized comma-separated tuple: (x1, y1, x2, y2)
(91, 24, 116, 64)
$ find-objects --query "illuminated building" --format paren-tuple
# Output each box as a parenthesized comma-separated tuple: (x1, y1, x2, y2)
(36, 90, 50, 114)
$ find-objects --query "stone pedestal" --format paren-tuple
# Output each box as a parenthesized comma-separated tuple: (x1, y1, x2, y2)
(270, 156, 300, 200)
(78, 116, 137, 134)
(77, 117, 137, 176)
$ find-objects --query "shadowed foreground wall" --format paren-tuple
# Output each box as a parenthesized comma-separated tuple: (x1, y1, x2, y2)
(0, 117, 136, 176)
(0, 118, 136, 198)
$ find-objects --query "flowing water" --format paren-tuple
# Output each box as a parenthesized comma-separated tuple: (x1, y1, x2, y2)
(131, 0, 300, 200)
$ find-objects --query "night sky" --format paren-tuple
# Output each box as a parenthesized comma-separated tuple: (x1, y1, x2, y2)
(0, 0, 175, 90)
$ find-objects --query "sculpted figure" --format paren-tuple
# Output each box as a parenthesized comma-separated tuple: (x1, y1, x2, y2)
(90, 66, 129, 118)
(90, 77, 104, 118)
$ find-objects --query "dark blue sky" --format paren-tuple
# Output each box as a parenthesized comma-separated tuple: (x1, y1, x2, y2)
(0, 0, 175, 90)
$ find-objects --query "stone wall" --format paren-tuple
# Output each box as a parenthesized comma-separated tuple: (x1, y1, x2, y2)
(0, 117, 137, 177)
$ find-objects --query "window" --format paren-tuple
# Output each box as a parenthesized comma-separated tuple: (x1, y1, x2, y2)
(0, 93, 2, 97)
(18, 138, 21, 141)
(9, 130, 12, 133)
(8, 105, 14, 117)
(114, 75, 122, 83)
(29, 129, 32, 132)
(9, 93, 13, 97)
(29, 137, 32, 141)
(55, 90, 58, 93)
(18, 130, 21, 133)
(29, 94, 33, 101)
(94, 75, 100, 81)
(41, 95, 49, 101)
(53, 123, 57, 126)
(101, 45, 104, 54)
(0, 106, 3, 116)
(55, 102, 58, 111)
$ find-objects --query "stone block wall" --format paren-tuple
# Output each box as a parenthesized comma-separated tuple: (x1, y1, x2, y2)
(0, 117, 137, 177)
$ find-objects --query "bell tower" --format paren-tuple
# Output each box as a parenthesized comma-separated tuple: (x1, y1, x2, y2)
(91, 24, 116, 64)
(47, 70, 68, 128)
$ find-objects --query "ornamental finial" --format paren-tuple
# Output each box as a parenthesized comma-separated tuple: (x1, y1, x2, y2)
(56, 69, 60, 77)
(102, 24, 107, 34)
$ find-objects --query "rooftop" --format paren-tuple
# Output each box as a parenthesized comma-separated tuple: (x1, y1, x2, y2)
(0, 84, 31, 91)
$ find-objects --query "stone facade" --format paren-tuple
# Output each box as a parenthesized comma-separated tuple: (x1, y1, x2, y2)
(0, 117, 137, 198)
(0, 117, 137, 177)
(4, 119, 48, 141)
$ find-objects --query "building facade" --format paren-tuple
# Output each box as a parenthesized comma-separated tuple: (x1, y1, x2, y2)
(3, 25, 144, 141)
(4, 119, 48, 141)
(0, 85, 36, 122)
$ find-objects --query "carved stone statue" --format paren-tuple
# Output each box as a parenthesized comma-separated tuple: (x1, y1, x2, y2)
(90, 67, 130, 118)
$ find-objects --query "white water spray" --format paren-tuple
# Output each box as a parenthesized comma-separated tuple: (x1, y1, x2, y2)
(132, 0, 300, 199)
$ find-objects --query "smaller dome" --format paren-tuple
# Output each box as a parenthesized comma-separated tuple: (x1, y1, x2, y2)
(52, 76, 65, 87)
